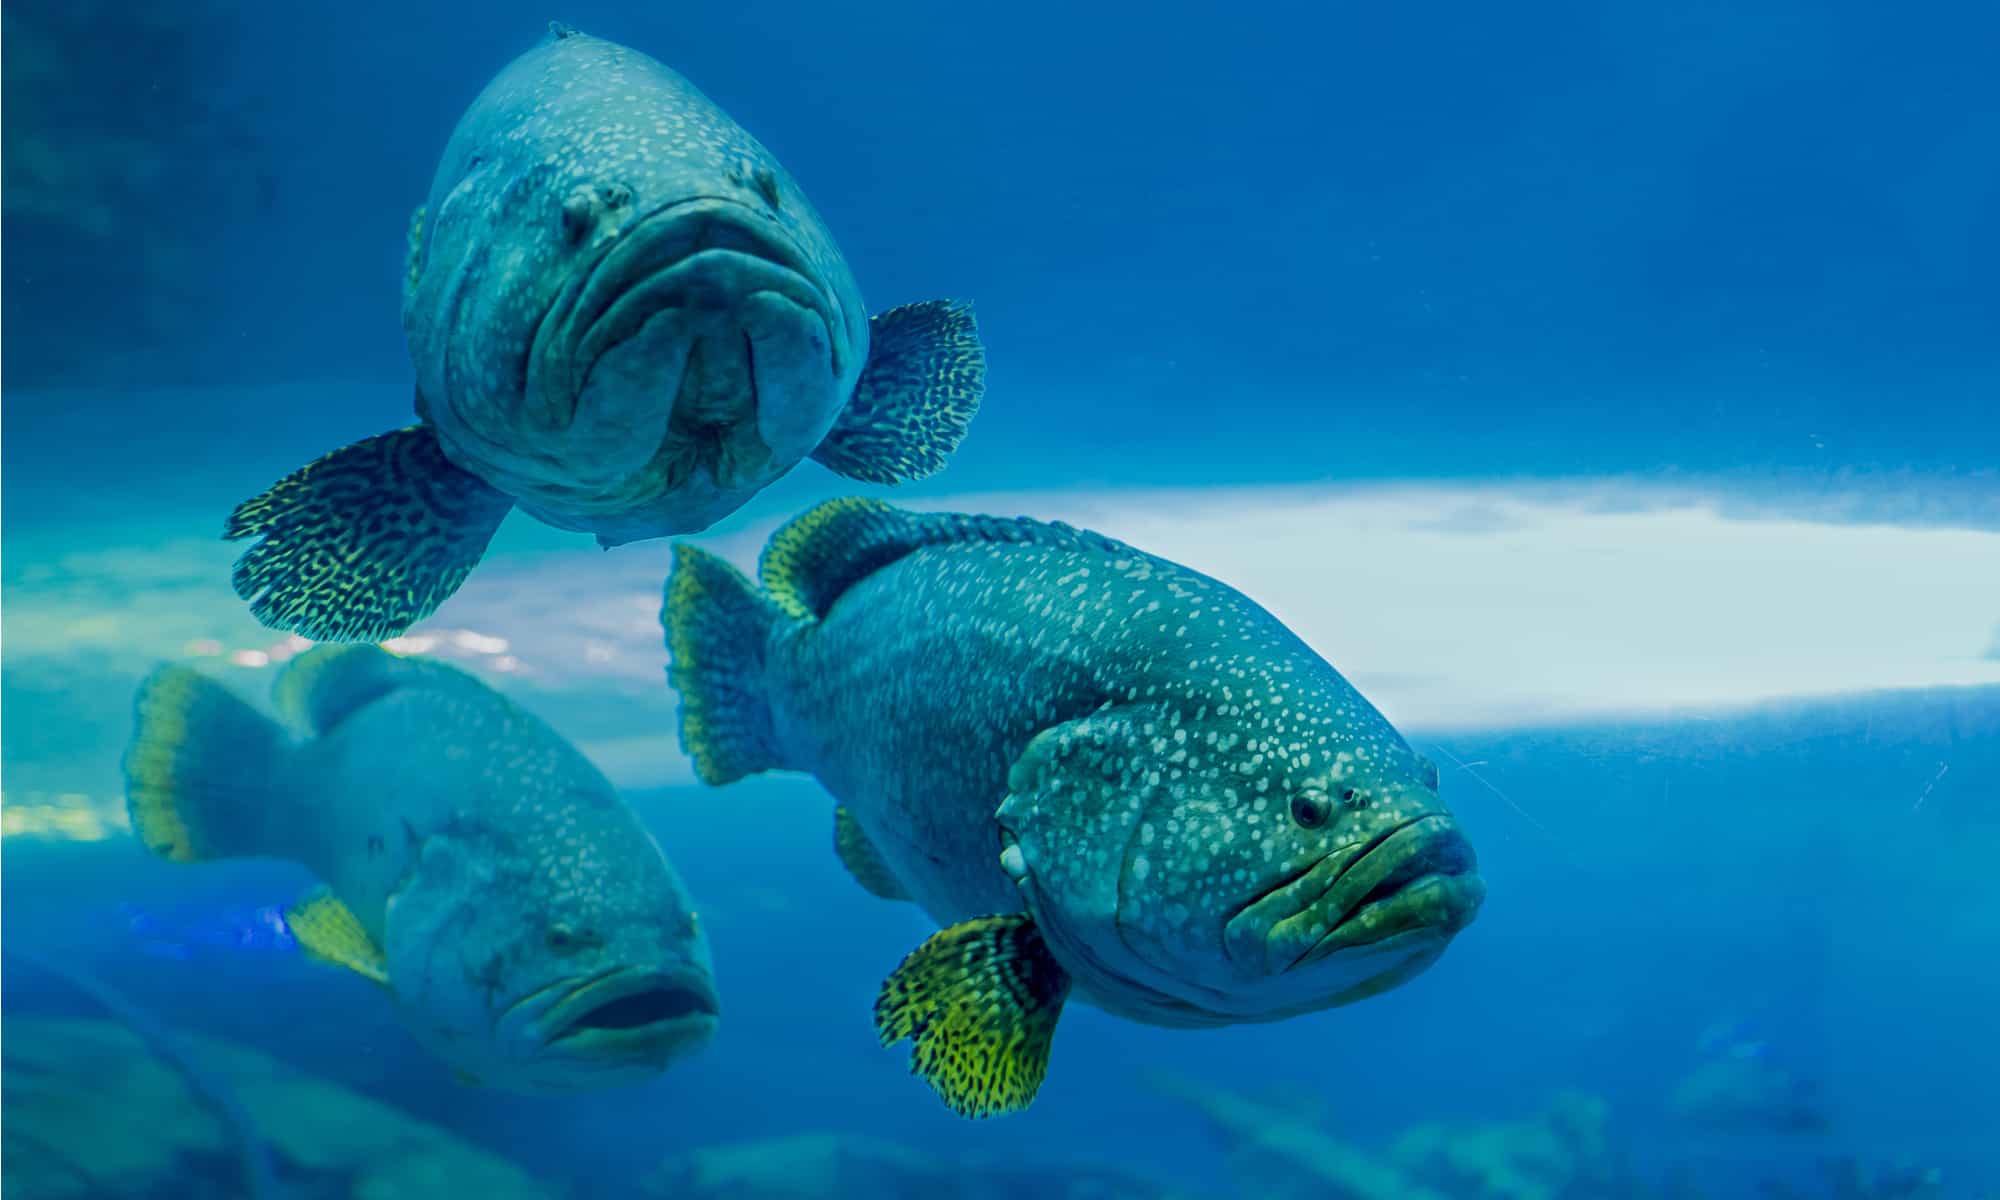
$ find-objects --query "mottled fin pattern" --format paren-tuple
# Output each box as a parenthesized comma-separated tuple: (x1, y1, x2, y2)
(122, 666, 288, 863)
(662, 545, 784, 785)
(874, 913, 1071, 1119)
(760, 497, 1135, 622)
(284, 887, 390, 986)
(225, 426, 513, 643)
(811, 299, 985, 484)
(833, 806, 911, 901)
(272, 644, 469, 735)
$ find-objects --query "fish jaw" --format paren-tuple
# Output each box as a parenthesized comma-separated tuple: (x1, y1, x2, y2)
(1217, 814, 1484, 1013)
(498, 964, 721, 1090)
(1003, 793, 1483, 1026)
(482, 193, 851, 537)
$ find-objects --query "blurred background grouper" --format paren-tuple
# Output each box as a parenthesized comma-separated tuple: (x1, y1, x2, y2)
(121, 644, 720, 1094)
(226, 24, 986, 643)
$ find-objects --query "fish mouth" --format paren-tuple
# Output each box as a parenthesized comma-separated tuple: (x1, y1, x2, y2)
(540, 967, 720, 1058)
(1280, 815, 1484, 970)
(526, 195, 843, 502)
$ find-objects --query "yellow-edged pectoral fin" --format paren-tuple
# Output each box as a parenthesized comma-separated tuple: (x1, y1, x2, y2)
(873, 912, 1070, 1119)
(284, 887, 389, 987)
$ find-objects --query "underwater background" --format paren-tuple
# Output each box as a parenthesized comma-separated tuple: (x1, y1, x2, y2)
(3, 1, 1997, 1197)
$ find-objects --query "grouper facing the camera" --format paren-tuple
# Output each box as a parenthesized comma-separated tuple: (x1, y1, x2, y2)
(123, 645, 719, 1093)
(663, 498, 1485, 1117)
(227, 24, 985, 643)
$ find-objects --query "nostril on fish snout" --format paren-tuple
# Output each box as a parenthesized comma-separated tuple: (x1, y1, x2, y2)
(560, 188, 600, 245)
(752, 165, 782, 211)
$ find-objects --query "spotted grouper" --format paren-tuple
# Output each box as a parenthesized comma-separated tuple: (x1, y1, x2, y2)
(662, 498, 1486, 1117)
(227, 23, 985, 643)
(121, 645, 719, 1093)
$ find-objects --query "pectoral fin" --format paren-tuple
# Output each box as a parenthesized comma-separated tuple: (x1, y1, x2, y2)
(874, 912, 1070, 1118)
(811, 299, 985, 483)
(834, 806, 910, 901)
(284, 887, 389, 987)
(226, 424, 513, 643)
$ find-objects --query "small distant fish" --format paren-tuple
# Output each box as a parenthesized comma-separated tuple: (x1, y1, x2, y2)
(121, 645, 718, 1093)
(223, 23, 985, 644)
(1675, 1017, 1830, 1133)
(663, 498, 1485, 1117)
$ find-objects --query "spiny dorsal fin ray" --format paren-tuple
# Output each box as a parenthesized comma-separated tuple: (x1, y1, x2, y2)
(874, 912, 1070, 1118)
(758, 498, 1136, 623)
(284, 887, 389, 987)
(833, 806, 911, 901)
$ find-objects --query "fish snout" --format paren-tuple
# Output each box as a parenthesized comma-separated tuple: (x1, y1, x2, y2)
(1225, 814, 1483, 978)
(537, 964, 720, 1066)
(529, 196, 847, 504)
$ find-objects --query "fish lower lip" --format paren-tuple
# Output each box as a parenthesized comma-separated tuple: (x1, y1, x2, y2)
(1287, 817, 1482, 968)
(572, 200, 832, 361)
(544, 972, 720, 1045)
(524, 196, 838, 456)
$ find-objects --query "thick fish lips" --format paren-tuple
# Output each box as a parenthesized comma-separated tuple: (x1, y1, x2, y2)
(539, 966, 720, 1065)
(536, 196, 845, 498)
(1226, 814, 1485, 979)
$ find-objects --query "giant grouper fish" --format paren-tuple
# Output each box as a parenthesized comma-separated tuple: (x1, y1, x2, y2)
(121, 644, 719, 1093)
(662, 498, 1487, 1117)
(226, 23, 986, 643)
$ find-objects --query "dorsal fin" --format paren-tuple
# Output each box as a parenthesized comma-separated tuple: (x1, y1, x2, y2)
(758, 498, 1133, 622)
(271, 645, 475, 735)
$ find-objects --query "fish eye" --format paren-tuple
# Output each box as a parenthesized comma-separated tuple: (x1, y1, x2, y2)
(546, 924, 597, 953)
(1290, 790, 1332, 830)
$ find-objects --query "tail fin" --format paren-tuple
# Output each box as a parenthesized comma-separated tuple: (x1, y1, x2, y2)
(662, 545, 784, 785)
(122, 667, 291, 862)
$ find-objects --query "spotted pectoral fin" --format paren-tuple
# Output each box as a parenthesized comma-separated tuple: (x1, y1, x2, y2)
(226, 425, 513, 643)
(284, 887, 390, 987)
(873, 912, 1071, 1118)
(833, 806, 910, 901)
(811, 299, 985, 484)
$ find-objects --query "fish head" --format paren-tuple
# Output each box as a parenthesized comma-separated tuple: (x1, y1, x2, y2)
(383, 819, 719, 1093)
(998, 698, 1483, 1027)
(406, 30, 867, 539)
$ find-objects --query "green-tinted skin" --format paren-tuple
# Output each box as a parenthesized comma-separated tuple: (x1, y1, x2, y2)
(274, 659, 717, 1091)
(763, 520, 1484, 1027)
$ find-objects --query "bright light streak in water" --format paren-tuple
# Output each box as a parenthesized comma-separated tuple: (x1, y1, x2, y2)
(1, 792, 131, 842)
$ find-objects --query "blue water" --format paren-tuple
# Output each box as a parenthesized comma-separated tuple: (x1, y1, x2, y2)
(4, 2, 1998, 1198)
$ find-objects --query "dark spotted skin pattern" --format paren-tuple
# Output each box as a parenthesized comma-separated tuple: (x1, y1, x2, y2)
(225, 426, 513, 642)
